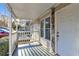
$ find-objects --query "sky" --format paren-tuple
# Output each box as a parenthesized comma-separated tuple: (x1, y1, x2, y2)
(0, 3, 11, 17)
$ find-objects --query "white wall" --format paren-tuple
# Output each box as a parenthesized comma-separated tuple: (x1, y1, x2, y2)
(31, 24, 40, 41)
(55, 4, 79, 56)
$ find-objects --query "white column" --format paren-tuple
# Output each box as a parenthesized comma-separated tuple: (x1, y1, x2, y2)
(16, 21, 18, 40)
(49, 13, 53, 53)
(8, 17, 12, 56)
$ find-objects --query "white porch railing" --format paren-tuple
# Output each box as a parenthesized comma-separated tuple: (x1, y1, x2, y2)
(17, 31, 31, 40)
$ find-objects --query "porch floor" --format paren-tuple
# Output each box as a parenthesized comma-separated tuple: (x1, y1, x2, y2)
(13, 42, 54, 56)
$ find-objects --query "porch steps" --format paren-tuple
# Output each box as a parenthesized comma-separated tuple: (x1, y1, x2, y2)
(17, 39, 30, 45)
(16, 39, 38, 45)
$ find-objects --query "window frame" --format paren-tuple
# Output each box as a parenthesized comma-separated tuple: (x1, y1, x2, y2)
(40, 15, 51, 40)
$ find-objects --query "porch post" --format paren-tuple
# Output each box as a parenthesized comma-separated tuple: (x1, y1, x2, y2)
(9, 16, 12, 56)
(7, 3, 17, 56)
(16, 20, 18, 40)
(49, 8, 55, 54)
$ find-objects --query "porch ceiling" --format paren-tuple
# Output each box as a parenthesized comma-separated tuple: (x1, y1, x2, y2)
(9, 3, 56, 20)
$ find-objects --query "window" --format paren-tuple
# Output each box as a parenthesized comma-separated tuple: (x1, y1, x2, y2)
(40, 17, 50, 40)
(40, 20, 44, 37)
(45, 17, 50, 40)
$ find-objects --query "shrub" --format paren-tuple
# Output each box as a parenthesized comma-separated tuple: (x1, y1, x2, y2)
(0, 38, 9, 56)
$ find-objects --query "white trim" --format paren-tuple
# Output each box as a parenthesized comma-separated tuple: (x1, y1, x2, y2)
(50, 12, 53, 52)
(55, 10, 58, 55)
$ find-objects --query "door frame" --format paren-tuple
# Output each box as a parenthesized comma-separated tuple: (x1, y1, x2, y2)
(40, 11, 55, 53)
(54, 3, 70, 56)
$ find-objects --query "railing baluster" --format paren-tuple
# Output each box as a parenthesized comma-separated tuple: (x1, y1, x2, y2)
(18, 31, 31, 41)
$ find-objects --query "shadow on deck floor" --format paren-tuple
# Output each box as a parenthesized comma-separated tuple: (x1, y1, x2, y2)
(13, 42, 54, 56)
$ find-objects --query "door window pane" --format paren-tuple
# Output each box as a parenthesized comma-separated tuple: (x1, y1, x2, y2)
(40, 20, 44, 37)
(45, 17, 50, 40)
(45, 17, 50, 28)
(40, 17, 50, 40)
(41, 28, 44, 37)
(45, 29, 50, 40)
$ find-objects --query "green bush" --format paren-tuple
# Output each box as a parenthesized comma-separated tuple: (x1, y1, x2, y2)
(0, 40, 9, 56)
(12, 21, 16, 30)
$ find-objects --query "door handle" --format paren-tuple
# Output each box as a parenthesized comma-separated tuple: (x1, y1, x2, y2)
(57, 32, 59, 41)
(57, 32, 59, 37)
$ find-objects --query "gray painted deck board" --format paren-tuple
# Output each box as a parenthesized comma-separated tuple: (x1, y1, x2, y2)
(13, 42, 54, 56)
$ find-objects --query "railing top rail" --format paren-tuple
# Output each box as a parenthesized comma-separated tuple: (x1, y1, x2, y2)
(18, 31, 31, 32)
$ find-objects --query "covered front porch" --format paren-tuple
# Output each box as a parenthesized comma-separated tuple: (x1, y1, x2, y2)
(1, 3, 79, 56)
(8, 3, 57, 56)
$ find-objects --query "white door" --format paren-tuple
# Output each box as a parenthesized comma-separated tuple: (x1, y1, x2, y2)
(55, 4, 78, 56)
(56, 17, 76, 56)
